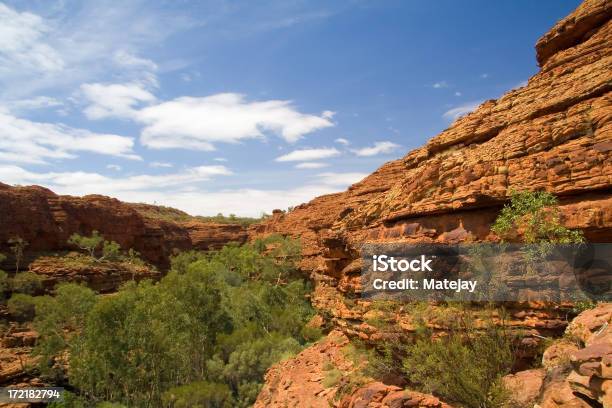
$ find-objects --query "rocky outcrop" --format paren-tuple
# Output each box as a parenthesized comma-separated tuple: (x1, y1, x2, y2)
(250, 0, 612, 338)
(0, 184, 247, 271)
(251, 1, 611, 406)
(254, 329, 451, 408)
(28, 256, 160, 293)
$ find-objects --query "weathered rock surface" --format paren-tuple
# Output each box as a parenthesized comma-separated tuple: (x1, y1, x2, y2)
(27, 256, 160, 293)
(0, 184, 247, 271)
(251, 1, 612, 406)
(250, 0, 612, 338)
(254, 330, 451, 408)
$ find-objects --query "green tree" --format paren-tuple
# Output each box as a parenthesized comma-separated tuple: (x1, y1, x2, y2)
(0, 253, 8, 300)
(68, 231, 104, 258)
(8, 237, 28, 273)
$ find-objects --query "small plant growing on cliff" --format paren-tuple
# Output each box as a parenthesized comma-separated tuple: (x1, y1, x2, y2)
(401, 309, 515, 408)
(68, 231, 103, 258)
(8, 237, 28, 273)
(492, 190, 584, 244)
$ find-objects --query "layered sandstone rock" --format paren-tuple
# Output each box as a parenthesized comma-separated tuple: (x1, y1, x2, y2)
(251, 1, 611, 406)
(0, 183, 247, 271)
(27, 256, 160, 293)
(250, 0, 612, 337)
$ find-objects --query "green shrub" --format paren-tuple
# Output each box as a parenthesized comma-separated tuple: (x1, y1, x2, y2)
(163, 381, 235, 408)
(322, 368, 343, 388)
(492, 190, 584, 245)
(11, 271, 44, 295)
(401, 311, 514, 408)
(7, 293, 37, 320)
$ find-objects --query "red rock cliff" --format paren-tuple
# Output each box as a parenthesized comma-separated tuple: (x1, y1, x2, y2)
(252, 1, 612, 406)
(0, 183, 248, 270)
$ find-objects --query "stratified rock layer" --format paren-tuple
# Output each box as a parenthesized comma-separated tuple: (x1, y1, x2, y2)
(249, 0, 612, 335)
(251, 1, 612, 406)
(0, 184, 248, 271)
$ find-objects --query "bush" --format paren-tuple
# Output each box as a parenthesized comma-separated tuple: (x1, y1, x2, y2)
(322, 368, 343, 388)
(7, 293, 37, 320)
(492, 190, 584, 245)
(11, 271, 44, 295)
(401, 310, 514, 408)
(163, 382, 235, 408)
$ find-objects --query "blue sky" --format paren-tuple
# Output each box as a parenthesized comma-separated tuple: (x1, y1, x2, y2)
(0, 0, 581, 216)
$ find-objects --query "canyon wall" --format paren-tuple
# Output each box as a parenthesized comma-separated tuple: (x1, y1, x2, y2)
(0, 183, 248, 271)
(252, 0, 612, 406)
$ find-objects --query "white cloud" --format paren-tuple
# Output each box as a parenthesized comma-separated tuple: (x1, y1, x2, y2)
(0, 2, 189, 101)
(295, 162, 328, 169)
(135, 93, 334, 150)
(275, 147, 340, 162)
(0, 165, 362, 217)
(81, 82, 156, 120)
(335, 137, 350, 146)
(106, 164, 122, 171)
(442, 101, 482, 121)
(150, 161, 173, 168)
(214, 157, 228, 162)
(0, 108, 140, 164)
(351, 141, 400, 157)
(0, 164, 231, 195)
(433, 81, 448, 89)
(316, 172, 367, 186)
(454, 91, 462, 97)
(113, 50, 157, 71)
(0, 3, 64, 76)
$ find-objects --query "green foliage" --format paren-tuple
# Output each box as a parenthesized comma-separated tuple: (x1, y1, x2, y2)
(401, 310, 514, 408)
(163, 381, 236, 408)
(35, 236, 312, 408)
(101, 240, 122, 261)
(7, 293, 37, 321)
(11, 271, 44, 295)
(8, 237, 28, 273)
(492, 190, 584, 245)
(0, 272, 8, 301)
(68, 231, 104, 258)
(33, 283, 97, 380)
(322, 368, 343, 388)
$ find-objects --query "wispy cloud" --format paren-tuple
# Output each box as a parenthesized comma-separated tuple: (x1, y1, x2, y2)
(0, 108, 140, 164)
(335, 137, 350, 146)
(316, 172, 367, 186)
(275, 147, 340, 162)
(295, 162, 328, 169)
(149, 161, 173, 168)
(351, 141, 400, 157)
(442, 101, 482, 121)
(432, 81, 448, 89)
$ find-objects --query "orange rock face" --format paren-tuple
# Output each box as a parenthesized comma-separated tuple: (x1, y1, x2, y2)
(251, 1, 612, 406)
(250, 0, 612, 332)
(0, 183, 247, 271)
